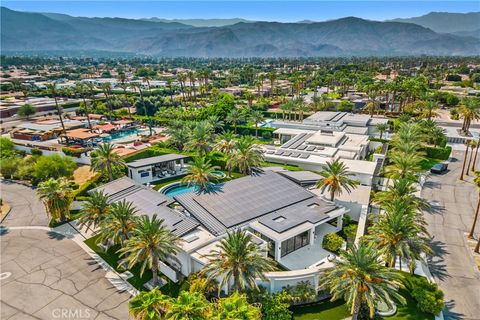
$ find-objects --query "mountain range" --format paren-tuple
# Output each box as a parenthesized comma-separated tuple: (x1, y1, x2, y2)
(1, 7, 479, 57)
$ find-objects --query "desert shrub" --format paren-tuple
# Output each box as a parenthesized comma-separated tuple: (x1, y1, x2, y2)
(30, 148, 43, 156)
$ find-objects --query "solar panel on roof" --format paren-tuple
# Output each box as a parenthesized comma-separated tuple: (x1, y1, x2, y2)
(297, 145, 307, 150)
(291, 153, 300, 158)
(299, 154, 310, 159)
(283, 151, 292, 156)
(266, 150, 275, 154)
(306, 146, 316, 151)
(275, 150, 284, 155)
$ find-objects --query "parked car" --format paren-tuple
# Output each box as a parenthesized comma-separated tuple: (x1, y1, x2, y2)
(431, 163, 448, 174)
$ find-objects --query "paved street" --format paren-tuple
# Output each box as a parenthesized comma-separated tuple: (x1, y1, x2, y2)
(422, 150, 480, 320)
(1, 180, 49, 227)
(0, 229, 130, 320)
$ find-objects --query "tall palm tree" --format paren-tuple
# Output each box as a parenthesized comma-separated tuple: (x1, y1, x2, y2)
(202, 230, 276, 294)
(76, 190, 110, 232)
(472, 140, 480, 172)
(373, 178, 428, 209)
(182, 157, 219, 193)
(420, 99, 439, 120)
(119, 214, 180, 287)
(469, 172, 480, 239)
(250, 110, 265, 138)
(466, 140, 478, 176)
(47, 82, 69, 144)
(98, 200, 138, 246)
(91, 143, 125, 181)
(74, 82, 93, 129)
(226, 109, 245, 134)
(166, 291, 210, 320)
(100, 82, 114, 121)
(387, 152, 423, 180)
(37, 177, 73, 222)
(211, 293, 261, 320)
(185, 121, 215, 157)
(319, 243, 406, 320)
(129, 288, 172, 320)
(460, 140, 471, 180)
(316, 159, 359, 201)
(227, 136, 264, 175)
(459, 97, 480, 133)
(375, 123, 389, 139)
(366, 199, 431, 270)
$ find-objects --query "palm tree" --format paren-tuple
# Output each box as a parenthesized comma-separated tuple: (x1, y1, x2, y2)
(250, 110, 265, 138)
(118, 82, 133, 119)
(98, 200, 138, 246)
(227, 136, 264, 175)
(387, 152, 423, 180)
(100, 82, 114, 121)
(215, 131, 236, 156)
(366, 199, 431, 271)
(316, 159, 359, 201)
(373, 178, 428, 209)
(47, 82, 69, 144)
(420, 99, 439, 120)
(129, 288, 172, 320)
(166, 291, 210, 320)
(226, 109, 245, 134)
(468, 172, 480, 239)
(202, 230, 276, 294)
(211, 293, 261, 320)
(467, 140, 478, 176)
(459, 97, 480, 133)
(76, 190, 110, 232)
(185, 121, 215, 157)
(119, 214, 180, 287)
(375, 123, 389, 139)
(472, 140, 480, 172)
(37, 177, 73, 222)
(460, 140, 471, 180)
(182, 157, 219, 192)
(319, 243, 406, 320)
(74, 82, 93, 129)
(91, 143, 125, 181)
(166, 126, 189, 151)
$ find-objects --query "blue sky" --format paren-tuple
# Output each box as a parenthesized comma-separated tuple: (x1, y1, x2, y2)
(3, 1, 479, 22)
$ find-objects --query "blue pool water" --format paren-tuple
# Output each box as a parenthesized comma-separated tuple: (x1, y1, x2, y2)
(259, 119, 274, 128)
(162, 171, 226, 198)
(102, 128, 150, 141)
(163, 184, 198, 198)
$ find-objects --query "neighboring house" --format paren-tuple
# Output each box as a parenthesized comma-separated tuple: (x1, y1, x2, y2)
(271, 111, 389, 136)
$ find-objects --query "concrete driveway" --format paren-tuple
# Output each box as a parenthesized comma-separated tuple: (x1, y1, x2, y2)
(0, 229, 130, 320)
(422, 149, 480, 320)
(1, 180, 49, 227)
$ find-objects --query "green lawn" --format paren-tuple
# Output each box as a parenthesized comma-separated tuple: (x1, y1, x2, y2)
(291, 299, 351, 320)
(261, 161, 304, 171)
(291, 272, 434, 320)
(419, 158, 441, 171)
(84, 234, 185, 296)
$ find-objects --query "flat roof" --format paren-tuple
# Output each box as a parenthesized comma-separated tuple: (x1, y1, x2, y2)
(90, 177, 199, 237)
(258, 198, 336, 233)
(127, 154, 189, 168)
(278, 170, 322, 185)
(175, 172, 316, 236)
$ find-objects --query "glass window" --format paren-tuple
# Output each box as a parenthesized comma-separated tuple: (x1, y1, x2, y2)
(281, 231, 310, 257)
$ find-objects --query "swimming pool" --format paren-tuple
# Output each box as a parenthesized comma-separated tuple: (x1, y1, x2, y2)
(259, 119, 274, 128)
(161, 171, 226, 197)
(102, 128, 150, 141)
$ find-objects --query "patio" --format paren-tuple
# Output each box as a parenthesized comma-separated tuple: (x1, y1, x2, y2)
(279, 223, 338, 270)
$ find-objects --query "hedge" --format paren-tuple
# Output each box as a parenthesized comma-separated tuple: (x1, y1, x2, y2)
(73, 172, 102, 198)
(425, 146, 452, 160)
(225, 124, 275, 137)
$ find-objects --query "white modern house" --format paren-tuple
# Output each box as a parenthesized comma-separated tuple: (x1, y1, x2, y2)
(90, 170, 350, 292)
(262, 128, 378, 185)
(126, 154, 189, 184)
(271, 111, 389, 136)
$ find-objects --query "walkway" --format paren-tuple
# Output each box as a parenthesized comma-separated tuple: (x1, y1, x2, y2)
(422, 149, 480, 320)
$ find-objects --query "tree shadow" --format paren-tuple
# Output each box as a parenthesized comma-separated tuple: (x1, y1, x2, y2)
(443, 299, 464, 320)
(423, 180, 442, 190)
(47, 230, 66, 240)
(427, 240, 450, 282)
(424, 201, 445, 215)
